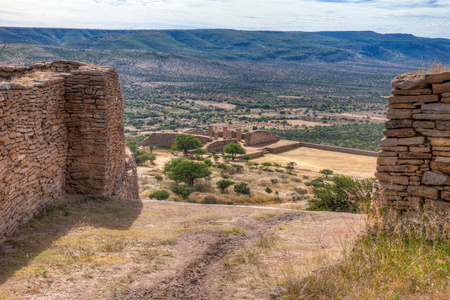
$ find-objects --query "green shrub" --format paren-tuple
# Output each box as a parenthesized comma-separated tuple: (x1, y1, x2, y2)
(216, 179, 235, 192)
(307, 175, 374, 213)
(234, 182, 250, 195)
(136, 154, 156, 164)
(155, 175, 163, 181)
(261, 162, 272, 167)
(305, 177, 325, 187)
(265, 187, 273, 194)
(149, 190, 170, 200)
(170, 185, 195, 200)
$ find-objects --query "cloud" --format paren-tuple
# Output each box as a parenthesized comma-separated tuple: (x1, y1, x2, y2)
(0, 0, 449, 38)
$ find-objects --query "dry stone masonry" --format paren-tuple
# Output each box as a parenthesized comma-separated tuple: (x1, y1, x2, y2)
(244, 130, 280, 146)
(376, 71, 450, 212)
(0, 60, 139, 243)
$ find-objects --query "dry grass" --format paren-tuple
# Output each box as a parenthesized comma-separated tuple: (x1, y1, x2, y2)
(281, 200, 450, 299)
(217, 212, 365, 298)
(254, 148, 376, 178)
(420, 60, 450, 74)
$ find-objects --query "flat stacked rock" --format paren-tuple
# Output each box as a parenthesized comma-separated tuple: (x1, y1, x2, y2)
(376, 70, 450, 212)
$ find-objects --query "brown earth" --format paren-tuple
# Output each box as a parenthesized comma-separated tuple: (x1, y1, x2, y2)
(0, 199, 365, 300)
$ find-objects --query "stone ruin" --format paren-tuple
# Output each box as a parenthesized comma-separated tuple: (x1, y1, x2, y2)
(0, 60, 139, 242)
(244, 130, 280, 146)
(376, 70, 450, 212)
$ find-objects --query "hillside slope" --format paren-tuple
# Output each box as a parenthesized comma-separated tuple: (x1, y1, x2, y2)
(1, 27, 450, 64)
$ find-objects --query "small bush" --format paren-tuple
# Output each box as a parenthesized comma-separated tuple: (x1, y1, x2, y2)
(149, 190, 170, 200)
(261, 162, 272, 167)
(170, 185, 195, 200)
(234, 182, 250, 195)
(265, 187, 273, 194)
(155, 175, 163, 181)
(202, 195, 218, 204)
(217, 179, 235, 192)
(136, 154, 156, 164)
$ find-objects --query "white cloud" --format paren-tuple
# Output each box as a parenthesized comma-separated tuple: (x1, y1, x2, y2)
(0, 0, 449, 38)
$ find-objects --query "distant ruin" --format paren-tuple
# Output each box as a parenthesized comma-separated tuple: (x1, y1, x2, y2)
(0, 60, 139, 242)
(376, 71, 450, 212)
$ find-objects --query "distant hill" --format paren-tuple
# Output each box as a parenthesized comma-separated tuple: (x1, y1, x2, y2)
(1, 27, 449, 65)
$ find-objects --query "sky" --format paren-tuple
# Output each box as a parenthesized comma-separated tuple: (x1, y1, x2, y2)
(1, 0, 450, 39)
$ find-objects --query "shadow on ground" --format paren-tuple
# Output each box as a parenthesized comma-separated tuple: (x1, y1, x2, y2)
(0, 195, 143, 286)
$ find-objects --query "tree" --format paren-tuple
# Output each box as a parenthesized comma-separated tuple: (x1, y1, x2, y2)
(243, 155, 252, 162)
(234, 182, 250, 195)
(223, 143, 246, 160)
(148, 145, 155, 154)
(136, 154, 156, 165)
(286, 161, 296, 173)
(216, 180, 234, 192)
(164, 158, 211, 186)
(171, 134, 202, 156)
(170, 185, 195, 200)
(195, 147, 208, 156)
(320, 169, 334, 179)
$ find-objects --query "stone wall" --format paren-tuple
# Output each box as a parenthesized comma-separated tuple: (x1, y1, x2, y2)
(0, 60, 139, 243)
(141, 132, 213, 147)
(300, 142, 378, 157)
(203, 139, 237, 152)
(265, 142, 302, 154)
(244, 130, 280, 146)
(375, 71, 450, 211)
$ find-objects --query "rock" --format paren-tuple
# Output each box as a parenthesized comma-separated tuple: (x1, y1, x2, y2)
(415, 128, 450, 137)
(380, 137, 398, 147)
(391, 72, 428, 90)
(407, 186, 439, 200)
(429, 137, 450, 147)
(421, 103, 450, 112)
(391, 88, 432, 96)
(270, 285, 287, 299)
(388, 94, 439, 104)
(422, 171, 448, 185)
(383, 128, 416, 138)
(385, 119, 413, 129)
(431, 161, 450, 174)
(375, 172, 409, 185)
(397, 136, 425, 146)
(424, 72, 450, 84)
(377, 156, 398, 166)
(432, 82, 450, 94)
(412, 121, 435, 129)
(386, 109, 413, 119)
(398, 152, 431, 159)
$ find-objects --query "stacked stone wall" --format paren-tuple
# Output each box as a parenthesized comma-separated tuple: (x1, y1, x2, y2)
(376, 71, 450, 211)
(203, 139, 237, 152)
(244, 130, 280, 146)
(300, 142, 378, 157)
(265, 142, 302, 153)
(141, 132, 213, 147)
(0, 60, 139, 243)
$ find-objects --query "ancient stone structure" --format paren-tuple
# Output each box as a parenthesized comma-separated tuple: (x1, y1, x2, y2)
(0, 60, 139, 243)
(203, 139, 238, 152)
(223, 126, 228, 139)
(300, 142, 378, 157)
(265, 142, 302, 154)
(237, 128, 242, 141)
(375, 71, 450, 211)
(208, 125, 213, 137)
(244, 130, 280, 146)
(184, 128, 204, 135)
(141, 132, 213, 147)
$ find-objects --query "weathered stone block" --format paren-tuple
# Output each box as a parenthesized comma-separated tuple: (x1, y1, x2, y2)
(431, 161, 450, 174)
(377, 156, 398, 165)
(385, 119, 413, 129)
(383, 128, 416, 138)
(422, 171, 448, 185)
(388, 94, 439, 104)
(397, 136, 425, 146)
(425, 72, 450, 84)
(391, 88, 432, 96)
(386, 109, 413, 119)
(407, 185, 439, 199)
(391, 73, 428, 90)
(432, 82, 450, 94)
(412, 121, 435, 129)
(375, 172, 409, 185)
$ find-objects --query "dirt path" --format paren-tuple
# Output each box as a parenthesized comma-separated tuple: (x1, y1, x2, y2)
(119, 212, 303, 299)
(0, 200, 364, 300)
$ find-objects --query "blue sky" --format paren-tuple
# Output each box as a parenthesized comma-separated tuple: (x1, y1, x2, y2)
(1, 0, 449, 38)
